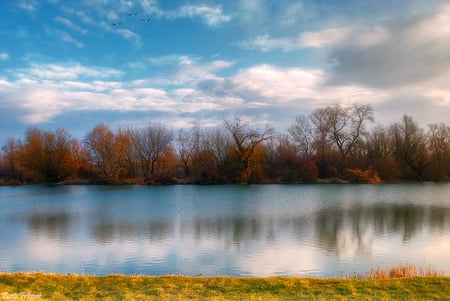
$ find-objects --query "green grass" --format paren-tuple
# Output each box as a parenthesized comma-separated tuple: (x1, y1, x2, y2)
(0, 273, 449, 300)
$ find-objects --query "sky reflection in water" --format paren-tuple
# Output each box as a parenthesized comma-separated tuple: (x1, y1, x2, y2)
(0, 184, 449, 277)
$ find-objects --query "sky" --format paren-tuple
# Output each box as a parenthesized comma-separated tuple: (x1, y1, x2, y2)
(1, 0, 450, 142)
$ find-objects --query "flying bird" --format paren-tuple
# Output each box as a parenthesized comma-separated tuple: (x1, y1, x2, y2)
(140, 18, 151, 23)
(111, 22, 122, 27)
(127, 12, 138, 16)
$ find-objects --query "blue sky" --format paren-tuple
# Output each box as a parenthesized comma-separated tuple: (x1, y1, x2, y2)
(1, 0, 450, 142)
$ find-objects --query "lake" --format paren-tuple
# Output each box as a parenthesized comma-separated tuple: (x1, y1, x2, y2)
(0, 183, 449, 277)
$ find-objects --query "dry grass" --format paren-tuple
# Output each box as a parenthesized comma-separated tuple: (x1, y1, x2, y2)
(369, 264, 444, 279)
(0, 270, 448, 300)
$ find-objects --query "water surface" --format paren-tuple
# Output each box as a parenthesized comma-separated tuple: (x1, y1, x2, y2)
(1, 183, 449, 277)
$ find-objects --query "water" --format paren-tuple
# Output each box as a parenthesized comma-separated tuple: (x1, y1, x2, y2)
(0, 183, 449, 277)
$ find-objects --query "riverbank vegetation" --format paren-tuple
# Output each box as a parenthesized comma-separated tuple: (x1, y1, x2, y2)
(1, 103, 449, 185)
(0, 270, 449, 300)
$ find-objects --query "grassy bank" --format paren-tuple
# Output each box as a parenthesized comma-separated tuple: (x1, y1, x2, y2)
(0, 273, 449, 300)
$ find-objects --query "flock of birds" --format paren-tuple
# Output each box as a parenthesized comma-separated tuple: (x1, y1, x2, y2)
(112, 12, 151, 28)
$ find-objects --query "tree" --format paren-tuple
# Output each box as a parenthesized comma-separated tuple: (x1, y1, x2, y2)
(85, 124, 126, 182)
(365, 125, 399, 181)
(392, 115, 431, 180)
(67, 139, 92, 180)
(325, 103, 374, 159)
(177, 127, 200, 177)
(207, 127, 236, 180)
(116, 126, 138, 179)
(19, 128, 73, 182)
(224, 118, 274, 183)
(310, 107, 334, 157)
(288, 115, 316, 159)
(1, 138, 23, 181)
(426, 123, 450, 180)
(134, 123, 173, 182)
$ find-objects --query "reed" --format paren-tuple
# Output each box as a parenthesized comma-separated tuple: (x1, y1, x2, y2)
(369, 264, 443, 279)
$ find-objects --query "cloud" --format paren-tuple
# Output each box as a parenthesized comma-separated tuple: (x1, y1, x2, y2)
(326, 3, 450, 89)
(146, 55, 198, 66)
(0, 52, 9, 60)
(54, 16, 88, 35)
(146, 55, 234, 85)
(300, 28, 352, 48)
(17, 1, 37, 11)
(12, 63, 122, 80)
(75, 1, 231, 28)
(239, 28, 351, 52)
(198, 65, 386, 106)
(54, 29, 84, 48)
(174, 5, 232, 27)
(317, 3, 450, 126)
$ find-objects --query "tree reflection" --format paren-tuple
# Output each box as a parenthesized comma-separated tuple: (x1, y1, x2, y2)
(27, 212, 72, 240)
(314, 204, 450, 255)
(26, 203, 450, 259)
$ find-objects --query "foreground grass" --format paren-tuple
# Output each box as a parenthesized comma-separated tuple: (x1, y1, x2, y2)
(0, 273, 449, 301)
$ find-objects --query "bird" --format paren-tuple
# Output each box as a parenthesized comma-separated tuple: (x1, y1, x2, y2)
(140, 18, 151, 23)
(127, 12, 138, 16)
(111, 22, 122, 27)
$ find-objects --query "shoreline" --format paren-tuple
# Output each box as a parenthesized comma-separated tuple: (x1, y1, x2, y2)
(2, 177, 447, 187)
(0, 272, 449, 300)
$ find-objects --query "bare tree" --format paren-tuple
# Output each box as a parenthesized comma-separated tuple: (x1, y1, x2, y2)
(207, 127, 234, 178)
(366, 124, 393, 159)
(134, 123, 173, 181)
(310, 107, 334, 157)
(391, 115, 431, 180)
(225, 118, 275, 183)
(177, 127, 200, 177)
(327, 103, 374, 158)
(288, 115, 316, 158)
(426, 123, 450, 180)
(1, 137, 23, 181)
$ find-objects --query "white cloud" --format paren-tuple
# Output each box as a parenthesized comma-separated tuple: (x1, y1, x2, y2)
(174, 5, 232, 27)
(54, 16, 88, 35)
(239, 27, 351, 52)
(0, 52, 9, 60)
(18, 1, 37, 11)
(300, 28, 352, 48)
(14, 63, 122, 80)
(199, 64, 387, 108)
(146, 55, 197, 66)
(54, 29, 84, 48)
(238, 34, 299, 53)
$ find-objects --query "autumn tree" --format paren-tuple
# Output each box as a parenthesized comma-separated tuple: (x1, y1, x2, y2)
(19, 128, 73, 182)
(186, 126, 234, 183)
(133, 123, 173, 182)
(391, 115, 431, 180)
(365, 124, 399, 181)
(67, 139, 93, 180)
(115, 126, 138, 179)
(225, 118, 274, 183)
(426, 123, 450, 180)
(85, 124, 127, 182)
(206, 127, 237, 180)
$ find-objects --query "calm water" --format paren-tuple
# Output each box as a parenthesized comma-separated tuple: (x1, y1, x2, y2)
(0, 183, 449, 277)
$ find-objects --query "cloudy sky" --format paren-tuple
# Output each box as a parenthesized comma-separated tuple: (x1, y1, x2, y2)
(1, 0, 449, 142)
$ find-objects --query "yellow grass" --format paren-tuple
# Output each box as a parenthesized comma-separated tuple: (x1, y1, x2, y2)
(0, 269, 449, 301)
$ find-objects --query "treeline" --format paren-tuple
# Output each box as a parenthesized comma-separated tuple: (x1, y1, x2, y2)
(1, 103, 449, 184)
